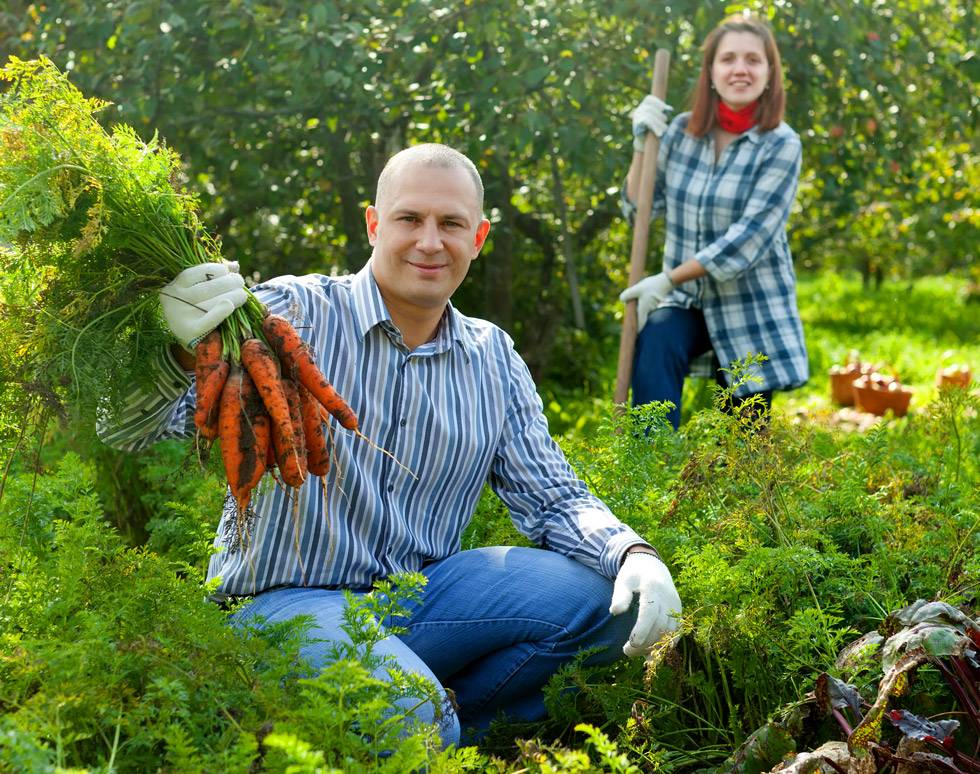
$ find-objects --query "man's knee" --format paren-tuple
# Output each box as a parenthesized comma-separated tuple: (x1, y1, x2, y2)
(518, 549, 634, 661)
(229, 587, 461, 747)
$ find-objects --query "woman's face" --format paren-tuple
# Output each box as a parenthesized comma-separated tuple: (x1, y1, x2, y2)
(711, 31, 770, 111)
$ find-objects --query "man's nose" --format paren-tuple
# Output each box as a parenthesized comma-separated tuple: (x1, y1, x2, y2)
(416, 219, 443, 252)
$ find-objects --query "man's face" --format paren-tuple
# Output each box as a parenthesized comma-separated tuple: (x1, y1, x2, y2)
(366, 163, 490, 320)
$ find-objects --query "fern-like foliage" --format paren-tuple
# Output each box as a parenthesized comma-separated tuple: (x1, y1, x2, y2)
(0, 56, 238, 438)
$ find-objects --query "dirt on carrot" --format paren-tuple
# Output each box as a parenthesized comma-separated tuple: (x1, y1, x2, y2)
(195, 359, 230, 440)
(262, 314, 359, 431)
(240, 337, 296, 460)
(277, 377, 308, 488)
(299, 383, 331, 477)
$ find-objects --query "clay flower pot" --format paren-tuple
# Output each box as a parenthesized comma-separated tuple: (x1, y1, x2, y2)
(852, 374, 913, 417)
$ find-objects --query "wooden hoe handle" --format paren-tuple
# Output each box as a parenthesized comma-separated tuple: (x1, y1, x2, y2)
(614, 49, 670, 408)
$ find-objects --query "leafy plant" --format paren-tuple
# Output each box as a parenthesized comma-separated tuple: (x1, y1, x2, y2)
(0, 55, 266, 434)
(719, 600, 980, 773)
(0, 456, 477, 771)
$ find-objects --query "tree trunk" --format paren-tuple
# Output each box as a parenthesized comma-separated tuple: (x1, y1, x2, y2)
(481, 174, 514, 329)
(550, 153, 586, 331)
(326, 128, 370, 271)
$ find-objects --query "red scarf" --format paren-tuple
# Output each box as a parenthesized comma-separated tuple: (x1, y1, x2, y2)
(717, 100, 759, 133)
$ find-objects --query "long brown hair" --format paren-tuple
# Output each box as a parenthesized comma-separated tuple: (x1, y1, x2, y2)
(686, 15, 786, 137)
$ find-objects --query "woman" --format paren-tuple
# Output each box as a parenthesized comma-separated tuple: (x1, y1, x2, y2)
(620, 14, 808, 429)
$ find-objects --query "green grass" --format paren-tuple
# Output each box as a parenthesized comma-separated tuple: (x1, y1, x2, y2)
(786, 272, 978, 412)
(542, 272, 979, 435)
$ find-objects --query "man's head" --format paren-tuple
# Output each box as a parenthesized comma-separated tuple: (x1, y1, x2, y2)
(366, 144, 491, 340)
(375, 143, 485, 216)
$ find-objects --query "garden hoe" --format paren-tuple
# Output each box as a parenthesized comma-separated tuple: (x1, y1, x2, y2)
(614, 49, 670, 409)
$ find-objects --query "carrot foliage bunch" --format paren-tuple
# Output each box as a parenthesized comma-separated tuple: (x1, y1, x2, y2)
(0, 56, 358, 515)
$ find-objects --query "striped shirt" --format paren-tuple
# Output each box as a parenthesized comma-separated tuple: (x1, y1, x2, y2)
(102, 267, 647, 595)
(623, 112, 808, 394)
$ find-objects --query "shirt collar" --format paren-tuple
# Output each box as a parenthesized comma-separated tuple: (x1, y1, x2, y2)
(349, 264, 476, 357)
(350, 265, 391, 339)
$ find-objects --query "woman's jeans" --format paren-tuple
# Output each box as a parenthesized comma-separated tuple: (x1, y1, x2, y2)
(632, 305, 772, 429)
(233, 546, 634, 748)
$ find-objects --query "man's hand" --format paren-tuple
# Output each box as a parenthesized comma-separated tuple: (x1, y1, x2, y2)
(159, 261, 247, 349)
(619, 271, 674, 332)
(609, 552, 682, 658)
(631, 94, 673, 151)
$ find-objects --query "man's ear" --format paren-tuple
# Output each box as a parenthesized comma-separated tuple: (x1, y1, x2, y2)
(473, 218, 491, 255)
(365, 205, 379, 245)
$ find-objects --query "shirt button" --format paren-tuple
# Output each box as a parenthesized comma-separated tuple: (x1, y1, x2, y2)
(399, 418, 406, 427)
(387, 484, 394, 493)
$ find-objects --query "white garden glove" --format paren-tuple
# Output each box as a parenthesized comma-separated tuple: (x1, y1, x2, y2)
(619, 271, 674, 332)
(159, 261, 247, 348)
(631, 94, 673, 151)
(610, 552, 682, 658)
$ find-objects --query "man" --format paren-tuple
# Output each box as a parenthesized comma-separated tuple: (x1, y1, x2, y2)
(103, 144, 681, 747)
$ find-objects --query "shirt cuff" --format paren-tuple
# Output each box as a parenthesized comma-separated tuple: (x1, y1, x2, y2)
(620, 542, 662, 566)
(600, 528, 655, 579)
(152, 346, 194, 402)
(694, 243, 740, 283)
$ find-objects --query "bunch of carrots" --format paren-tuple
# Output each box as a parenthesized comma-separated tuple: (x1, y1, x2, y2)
(0, 57, 380, 528)
(193, 312, 359, 520)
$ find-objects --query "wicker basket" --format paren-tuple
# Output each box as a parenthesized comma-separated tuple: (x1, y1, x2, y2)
(852, 382, 913, 417)
(829, 369, 860, 405)
(936, 367, 972, 389)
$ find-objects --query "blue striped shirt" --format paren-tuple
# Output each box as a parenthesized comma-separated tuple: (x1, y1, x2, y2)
(102, 267, 647, 595)
(623, 113, 808, 394)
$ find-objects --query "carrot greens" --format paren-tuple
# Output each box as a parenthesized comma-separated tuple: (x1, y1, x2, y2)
(1, 55, 365, 520)
(0, 55, 264, 424)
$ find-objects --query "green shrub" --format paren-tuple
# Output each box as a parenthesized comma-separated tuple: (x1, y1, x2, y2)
(0, 456, 480, 771)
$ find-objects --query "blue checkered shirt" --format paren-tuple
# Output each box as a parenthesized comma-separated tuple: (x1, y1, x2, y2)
(101, 267, 648, 595)
(623, 112, 808, 394)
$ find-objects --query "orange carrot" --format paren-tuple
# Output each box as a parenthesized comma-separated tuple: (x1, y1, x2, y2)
(240, 337, 297, 463)
(219, 365, 269, 515)
(193, 330, 226, 437)
(217, 365, 246, 512)
(299, 383, 330, 477)
(245, 413, 271, 502)
(266, 428, 277, 469)
(194, 359, 229, 440)
(262, 314, 358, 431)
(239, 370, 271, 503)
(276, 377, 308, 487)
(194, 329, 223, 383)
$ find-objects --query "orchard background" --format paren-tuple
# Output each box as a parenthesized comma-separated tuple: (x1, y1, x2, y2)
(0, 1, 977, 771)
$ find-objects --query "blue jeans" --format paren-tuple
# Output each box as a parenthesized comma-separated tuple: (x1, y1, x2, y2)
(632, 306, 772, 429)
(233, 547, 634, 748)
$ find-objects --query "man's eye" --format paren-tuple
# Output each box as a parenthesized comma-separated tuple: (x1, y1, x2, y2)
(444, 221, 462, 228)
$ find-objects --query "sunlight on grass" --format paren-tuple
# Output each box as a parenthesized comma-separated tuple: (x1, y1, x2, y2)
(787, 272, 978, 413)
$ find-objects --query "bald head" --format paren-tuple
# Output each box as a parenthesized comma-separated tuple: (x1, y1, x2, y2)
(375, 143, 484, 216)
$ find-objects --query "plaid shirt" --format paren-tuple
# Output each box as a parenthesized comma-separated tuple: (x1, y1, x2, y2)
(101, 268, 647, 596)
(623, 112, 808, 395)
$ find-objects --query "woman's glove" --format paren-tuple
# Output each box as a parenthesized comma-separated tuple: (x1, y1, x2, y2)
(631, 94, 672, 151)
(609, 552, 682, 658)
(159, 261, 247, 348)
(619, 271, 674, 332)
